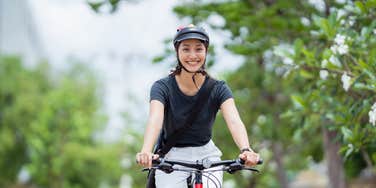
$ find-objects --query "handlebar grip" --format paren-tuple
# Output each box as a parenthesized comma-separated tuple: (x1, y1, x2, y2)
(152, 158, 162, 165)
(238, 158, 245, 165)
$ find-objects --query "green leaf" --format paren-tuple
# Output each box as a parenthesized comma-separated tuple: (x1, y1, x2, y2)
(152, 55, 165, 64)
(365, 0, 376, 9)
(341, 127, 353, 141)
(353, 83, 375, 91)
(320, 18, 331, 38)
(293, 129, 302, 142)
(364, 69, 376, 81)
(109, 0, 120, 6)
(87, 2, 103, 12)
(299, 69, 314, 79)
(328, 11, 337, 28)
(344, 145, 354, 160)
(373, 152, 376, 163)
(294, 39, 304, 56)
(355, 1, 367, 13)
(291, 95, 306, 109)
(358, 59, 369, 69)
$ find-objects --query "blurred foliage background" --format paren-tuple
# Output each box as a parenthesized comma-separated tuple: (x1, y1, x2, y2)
(1, 0, 376, 188)
(0, 56, 124, 188)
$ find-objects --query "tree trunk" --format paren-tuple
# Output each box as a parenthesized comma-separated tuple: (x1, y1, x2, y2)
(322, 126, 346, 188)
(272, 142, 289, 188)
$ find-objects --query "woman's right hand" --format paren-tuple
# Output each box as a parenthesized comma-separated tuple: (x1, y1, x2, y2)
(136, 152, 159, 168)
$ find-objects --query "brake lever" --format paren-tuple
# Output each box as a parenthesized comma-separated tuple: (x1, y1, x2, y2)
(142, 168, 150, 172)
(141, 158, 162, 172)
(227, 161, 243, 174)
(226, 158, 262, 174)
(142, 164, 174, 174)
(243, 167, 260, 173)
(158, 161, 174, 174)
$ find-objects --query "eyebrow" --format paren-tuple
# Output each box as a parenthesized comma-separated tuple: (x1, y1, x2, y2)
(181, 43, 204, 47)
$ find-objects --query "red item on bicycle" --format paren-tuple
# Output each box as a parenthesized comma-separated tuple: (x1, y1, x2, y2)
(195, 183, 203, 188)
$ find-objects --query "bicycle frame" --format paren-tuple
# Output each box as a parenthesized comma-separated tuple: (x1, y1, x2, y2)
(192, 171, 203, 188)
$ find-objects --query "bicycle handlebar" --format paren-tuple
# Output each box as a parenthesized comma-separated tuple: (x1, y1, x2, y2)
(146, 157, 263, 174)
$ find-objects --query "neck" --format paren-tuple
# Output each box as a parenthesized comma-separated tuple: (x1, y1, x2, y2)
(176, 69, 206, 90)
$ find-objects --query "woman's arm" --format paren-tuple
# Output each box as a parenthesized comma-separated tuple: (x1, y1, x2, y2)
(220, 98, 260, 166)
(221, 98, 251, 150)
(137, 100, 164, 167)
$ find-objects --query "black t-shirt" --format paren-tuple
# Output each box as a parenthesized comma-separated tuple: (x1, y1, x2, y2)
(150, 74, 233, 147)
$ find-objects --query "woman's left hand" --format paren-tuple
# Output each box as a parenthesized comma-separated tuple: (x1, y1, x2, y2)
(239, 150, 260, 167)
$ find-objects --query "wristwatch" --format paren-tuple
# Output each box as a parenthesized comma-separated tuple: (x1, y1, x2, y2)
(240, 148, 252, 153)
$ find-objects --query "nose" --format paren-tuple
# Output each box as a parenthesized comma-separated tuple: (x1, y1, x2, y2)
(187, 51, 198, 59)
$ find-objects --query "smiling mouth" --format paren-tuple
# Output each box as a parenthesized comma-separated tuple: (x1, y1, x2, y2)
(186, 61, 200, 65)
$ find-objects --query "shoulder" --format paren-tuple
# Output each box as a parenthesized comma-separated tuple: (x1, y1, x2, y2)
(159, 75, 173, 83)
(210, 77, 230, 91)
(150, 75, 173, 103)
(209, 77, 233, 103)
(152, 75, 173, 88)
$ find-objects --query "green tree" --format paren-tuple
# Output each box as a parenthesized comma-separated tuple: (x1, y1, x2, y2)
(87, 0, 140, 13)
(0, 56, 49, 187)
(169, 0, 375, 187)
(0, 56, 124, 188)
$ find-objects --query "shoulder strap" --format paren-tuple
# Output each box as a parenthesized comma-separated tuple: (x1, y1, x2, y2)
(156, 76, 216, 157)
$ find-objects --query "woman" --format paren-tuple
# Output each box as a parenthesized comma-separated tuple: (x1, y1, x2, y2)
(136, 24, 260, 187)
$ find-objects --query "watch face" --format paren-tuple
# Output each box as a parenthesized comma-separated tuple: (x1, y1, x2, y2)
(202, 158, 212, 169)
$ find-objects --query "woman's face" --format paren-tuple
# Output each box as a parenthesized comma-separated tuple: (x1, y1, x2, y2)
(178, 39, 207, 73)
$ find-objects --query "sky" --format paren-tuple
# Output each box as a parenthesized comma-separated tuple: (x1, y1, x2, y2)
(27, 0, 244, 141)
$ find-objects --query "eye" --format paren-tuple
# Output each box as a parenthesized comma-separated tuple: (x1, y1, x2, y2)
(182, 48, 189, 52)
(196, 48, 204, 52)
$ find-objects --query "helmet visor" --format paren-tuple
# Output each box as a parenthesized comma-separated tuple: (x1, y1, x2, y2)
(175, 32, 208, 43)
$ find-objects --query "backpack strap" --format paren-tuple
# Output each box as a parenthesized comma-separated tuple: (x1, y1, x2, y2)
(156, 76, 216, 157)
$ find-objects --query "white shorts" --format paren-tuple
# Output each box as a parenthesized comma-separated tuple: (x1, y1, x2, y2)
(155, 140, 223, 188)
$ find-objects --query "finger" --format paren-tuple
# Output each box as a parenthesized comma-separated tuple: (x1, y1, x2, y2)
(139, 154, 144, 166)
(148, 154, 153, 168)
(152, 154, 159, 160)
(138, 154, 142, 163)
(239, 153, 245, 159)
(145, 154, 150, 167)
(245, 155, 253, 166)
(247, 155, 257, 166)
(142, 154, 148, 167)
(136, 156, 140, 164)
(251, 154, 258, 165)
(136, 153, 143, 165)
(255, 154, 260, 163)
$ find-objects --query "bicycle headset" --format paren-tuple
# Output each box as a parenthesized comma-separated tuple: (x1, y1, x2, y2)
(173, 24, 210, 74)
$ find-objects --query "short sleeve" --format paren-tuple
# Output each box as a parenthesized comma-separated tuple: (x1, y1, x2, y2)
(215, 81, 233, 108)
(150, 81, 168, 106)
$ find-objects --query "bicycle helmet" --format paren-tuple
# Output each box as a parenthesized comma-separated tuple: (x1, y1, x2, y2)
(173, 24, 209, 49)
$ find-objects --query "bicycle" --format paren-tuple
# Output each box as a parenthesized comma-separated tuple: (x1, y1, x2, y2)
(143, 157, 263, 188)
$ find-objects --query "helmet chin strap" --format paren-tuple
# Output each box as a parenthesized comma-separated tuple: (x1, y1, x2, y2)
(178, 62, 206, 90)
(175, 49, 207, 89)
(180, 63, 205, 74)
